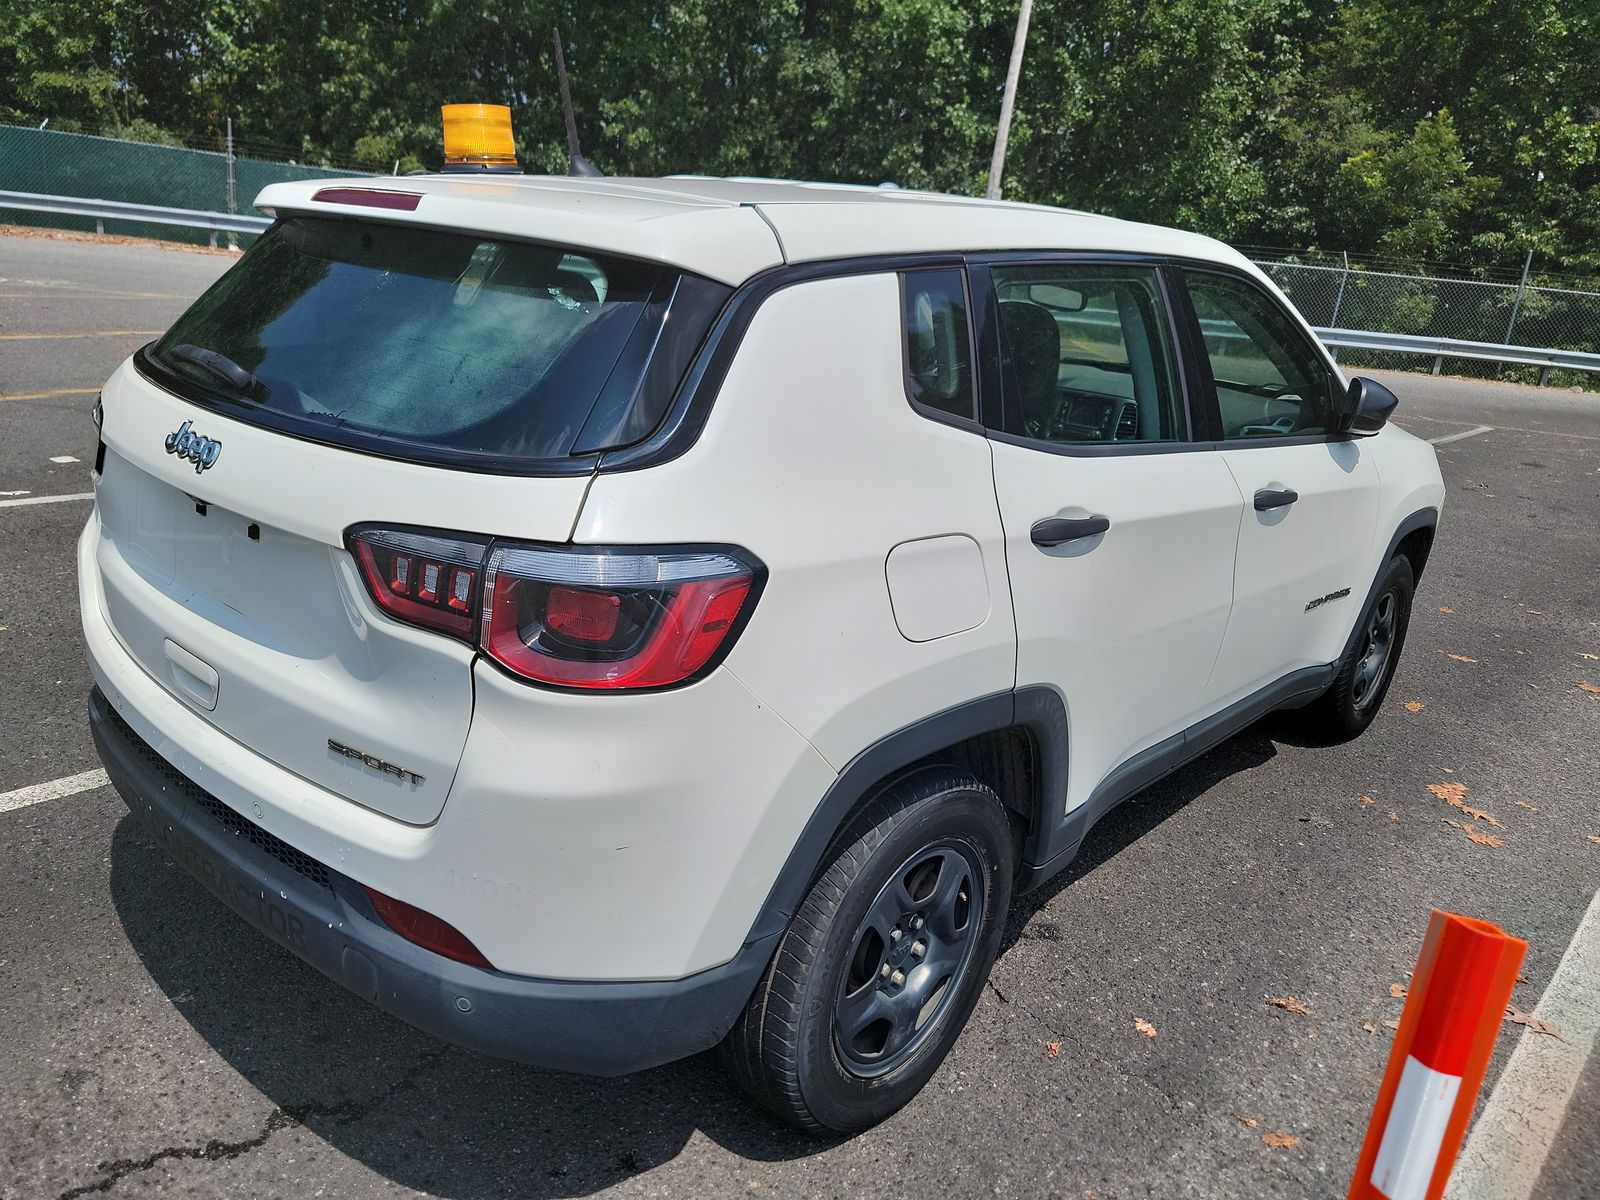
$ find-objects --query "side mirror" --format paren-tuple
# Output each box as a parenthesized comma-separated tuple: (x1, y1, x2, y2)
(1341, 376, 1398, 435)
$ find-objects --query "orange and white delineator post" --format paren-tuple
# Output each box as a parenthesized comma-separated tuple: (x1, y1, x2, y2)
(1348, 910, 1527, 1200)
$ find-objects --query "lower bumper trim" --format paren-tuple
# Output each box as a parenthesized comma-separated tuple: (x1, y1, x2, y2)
(89, 687, 774, 1076)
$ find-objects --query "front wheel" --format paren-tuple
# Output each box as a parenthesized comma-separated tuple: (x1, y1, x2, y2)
(1297, 554, 1415, 741)
(721, 768, 1013, 1133)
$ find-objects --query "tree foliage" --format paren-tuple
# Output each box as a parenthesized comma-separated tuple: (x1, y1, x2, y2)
(1, 0, 1594, 272)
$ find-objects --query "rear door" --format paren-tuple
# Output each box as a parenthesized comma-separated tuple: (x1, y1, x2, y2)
(88, 214, 721, 824)
(1179, 267, 1380, 712)
(975, 258, 1244, 815)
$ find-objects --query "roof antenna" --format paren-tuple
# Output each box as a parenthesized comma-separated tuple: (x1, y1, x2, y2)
(552, 28, 603, 177)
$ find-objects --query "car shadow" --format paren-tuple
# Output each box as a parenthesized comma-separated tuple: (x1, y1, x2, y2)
(106, 723, 1281, 1199)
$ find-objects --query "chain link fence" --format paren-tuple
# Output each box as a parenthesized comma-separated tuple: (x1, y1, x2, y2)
(0, 124, 366, 246)
(1248, 248, 1600, 388)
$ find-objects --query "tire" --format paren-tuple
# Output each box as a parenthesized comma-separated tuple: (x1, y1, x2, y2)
(722, 767, 1014, 1134)
(1296, 554, 1415, 741)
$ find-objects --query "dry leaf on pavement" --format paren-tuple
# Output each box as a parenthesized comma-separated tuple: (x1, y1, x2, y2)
(1359, 794, 1375, 806)
(1134, 1018, 1157, 1039)
(1446, 653, 1479, 663)
(1443, 818, 1464, 830)
(1461, 805, 1503, 828)
(1383, 1018, 1400, 1030)
(1261, 1132, 1299, 1149)
(1238, 1115, 1259, 1129)
(1506, 1007, 1563, 1039)
(1429, 782, 1469, 806)
(1439, 606, 1454, 613)
(1403, 700, 1425, 712)
(1389, 983, 1407, 998)
(1388, 811, 1399, 822)
(1362, 1021, 1377, 1034)
(1580, 653, 1599, 661)
(1578, 683, 1600, 695)
(1515, 800, 1539, 811)
(1267, 995, 1311, 1015)
(1465, 829, 1504, 847)
(1045, 1040, 1061, 1059)
(1587, 835, 1600, 847)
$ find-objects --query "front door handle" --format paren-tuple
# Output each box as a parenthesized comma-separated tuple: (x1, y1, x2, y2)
(1253, 488, 1299, 511)
(1030, 515, 1110, 547)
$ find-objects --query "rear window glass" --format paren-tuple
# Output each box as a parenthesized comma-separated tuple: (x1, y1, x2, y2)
(144, 217, 721, 469)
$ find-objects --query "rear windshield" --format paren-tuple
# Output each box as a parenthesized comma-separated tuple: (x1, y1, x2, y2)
(142, 217, 727, 470)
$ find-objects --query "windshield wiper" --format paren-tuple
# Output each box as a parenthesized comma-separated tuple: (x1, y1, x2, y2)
(168, 343, 267, 401)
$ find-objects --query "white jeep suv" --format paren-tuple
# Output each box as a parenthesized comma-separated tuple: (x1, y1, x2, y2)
(80, 176, 1443, 1133)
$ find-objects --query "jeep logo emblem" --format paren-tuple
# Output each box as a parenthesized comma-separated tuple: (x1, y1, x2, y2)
(165, 419, 221, 473)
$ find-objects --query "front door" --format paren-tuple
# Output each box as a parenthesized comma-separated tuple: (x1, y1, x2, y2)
(1180, 268, 1380, 712)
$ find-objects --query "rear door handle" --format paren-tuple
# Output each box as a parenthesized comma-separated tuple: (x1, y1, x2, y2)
(1253, 488, 1299, 511)
(1030, 516, 1110, 547)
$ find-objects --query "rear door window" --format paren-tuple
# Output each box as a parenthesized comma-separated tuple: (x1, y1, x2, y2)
(143, 217, 726, 469)
(900, 269, 976, 420)
(989, 264, 1187, 446)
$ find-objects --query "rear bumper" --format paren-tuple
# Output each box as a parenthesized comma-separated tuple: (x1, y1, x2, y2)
(90, 687, 774, 1076)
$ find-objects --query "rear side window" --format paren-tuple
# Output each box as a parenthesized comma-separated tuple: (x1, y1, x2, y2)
(991, 263, 1185, 446)
(142, 217, 727, 469)
(901, 269, 976, 420)
(1185, 270, 1336, 439)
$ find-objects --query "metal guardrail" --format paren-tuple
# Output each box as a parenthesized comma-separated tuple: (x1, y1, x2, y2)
(1, 189, 1596, 382)
(1314, 328, 1600, 382)
(0, 190, 270, 244)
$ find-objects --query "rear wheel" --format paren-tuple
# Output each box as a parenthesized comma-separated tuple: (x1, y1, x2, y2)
(722, 768, 1012, 1133)
(1296, 554, 1414, 741)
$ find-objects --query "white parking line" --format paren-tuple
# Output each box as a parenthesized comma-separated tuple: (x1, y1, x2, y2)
(0, 769, 109, 815)
(1449, 888, 1600, 1200)
(0, 492, 93, 509)
(1428, 425, 1495, 446)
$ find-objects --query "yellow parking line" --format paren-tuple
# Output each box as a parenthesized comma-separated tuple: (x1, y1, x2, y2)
(0, 330, 162, 340)
(0, 388, 100, 402)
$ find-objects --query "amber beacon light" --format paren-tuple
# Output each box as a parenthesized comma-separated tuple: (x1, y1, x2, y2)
(441, 103, 518, 171)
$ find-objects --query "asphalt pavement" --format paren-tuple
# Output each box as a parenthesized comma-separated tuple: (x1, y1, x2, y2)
(2, 229, 1597, 1199)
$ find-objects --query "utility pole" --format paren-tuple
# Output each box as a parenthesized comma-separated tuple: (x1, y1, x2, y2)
(225, 116, 239, 251)
(986, 0, 1035, 200)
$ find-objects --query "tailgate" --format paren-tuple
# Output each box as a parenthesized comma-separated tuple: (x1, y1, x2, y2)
(89, 361, 591, 824)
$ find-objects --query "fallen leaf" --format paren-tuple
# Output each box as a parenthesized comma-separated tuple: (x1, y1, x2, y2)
(1267, 995, 1311, 1015)
(1383, 1018, 1400, 1030)
(1461, 805, 1503, 828)
(1389, 983, 1407, 998)
(1429, 781, 1469, 807)
(1402, 700, 1425, 712)
(1587, 836, 1600, 847)
(1506, 1007, 1563, 1039)
(1515, 649, 1526, 655)
(1362, 1021, 1377, 1034)
(1439, 606, 1454, 613)
(1359, 794, 1375, 806)
(1239, 1115, 1259, 1129)
(1465, 829, 1504, 847)
(1446, 653, 1479, 664)
(1388, 811, 1399, 822)
(1515, 800, 1539, 811)
(1045, 1040, 1061, 1059)
(1261, 1132, 1299, 1149)
(1580, 653, 1599, 661)
(1577, 683, 1600, 695)
(1134, 1018, 1157, 1039)
(1443, 818, 1463, 829)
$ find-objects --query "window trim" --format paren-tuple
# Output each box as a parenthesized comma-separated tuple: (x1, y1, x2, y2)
(1175, 265, 1346, 450)
(897, 266, 984, 432)
(968, 254, 1204, 457)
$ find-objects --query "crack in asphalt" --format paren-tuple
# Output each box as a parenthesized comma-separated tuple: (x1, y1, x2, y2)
(56, 1050, 445, 1199)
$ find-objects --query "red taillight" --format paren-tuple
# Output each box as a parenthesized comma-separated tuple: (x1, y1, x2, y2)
(347, 526, 763, 691)
(364, 886, 494, 968)
(482, 545, 761, 690)
(349, 527, 489, 640)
